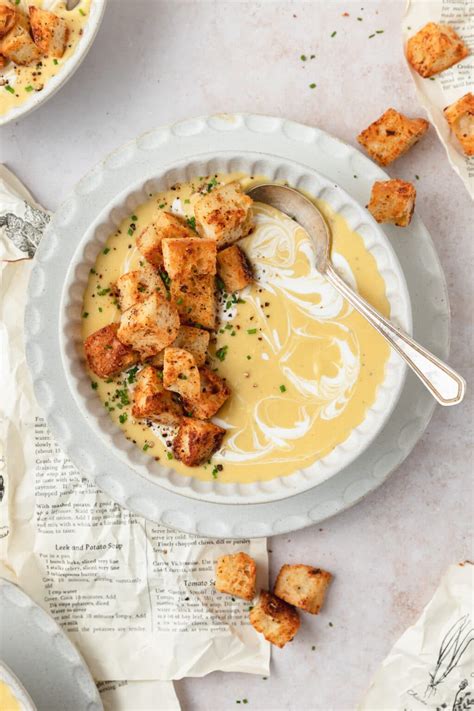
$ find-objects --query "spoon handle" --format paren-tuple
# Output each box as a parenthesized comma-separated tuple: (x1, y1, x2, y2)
(325, 263, 465, 406)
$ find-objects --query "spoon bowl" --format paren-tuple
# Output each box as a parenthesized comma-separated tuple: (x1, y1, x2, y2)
(247, 183, 465, 406)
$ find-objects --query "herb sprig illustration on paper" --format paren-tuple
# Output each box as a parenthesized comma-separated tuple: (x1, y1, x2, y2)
(427, 614, 474, 698)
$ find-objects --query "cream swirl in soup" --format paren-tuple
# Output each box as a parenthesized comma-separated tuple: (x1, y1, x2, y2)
(82, 174, 390, 484)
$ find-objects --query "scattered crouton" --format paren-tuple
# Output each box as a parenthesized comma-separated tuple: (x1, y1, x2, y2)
(444, 92, 474, 156)
(0, 13, 40, 65)
(163, 347, 201, 400)
(357, 108, 429, 166)
(250, 591, 300, 648)
(217, 244, 253, 292)
(84, 323, 139, 379)
(29, 6, 69, 58)
(150, 326, 210, 368)
(406, 22, 469, 78)
(0, 5, 16, 39)
(183, 366, 230, 419)
(368, 179, 416, 227)
(117, 292, 180, 359)
(115, 264, 167, 311)
(273, 564, 333, 615)
(162, 237, 217, 279)
(131, 365, 183, 426)
(172, 417, 225, 466)
(215, 552, 257, 601)
(195, 182, 254, 248)
(171, 273, 216, 330)
(137, 212, 194, 268)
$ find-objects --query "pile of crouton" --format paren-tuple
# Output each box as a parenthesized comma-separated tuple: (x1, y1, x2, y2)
(215, 552, 332, 648)
(84, 182, 255, 467)
(356, 22, 471, 229)
(0, 3, 69, 69)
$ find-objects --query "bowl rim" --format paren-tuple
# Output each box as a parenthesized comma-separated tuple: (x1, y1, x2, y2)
(58, 149, 412, 505)
(0, 0, 107, 127)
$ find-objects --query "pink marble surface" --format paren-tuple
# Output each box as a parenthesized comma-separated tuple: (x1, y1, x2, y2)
(2, 2, 472, 709)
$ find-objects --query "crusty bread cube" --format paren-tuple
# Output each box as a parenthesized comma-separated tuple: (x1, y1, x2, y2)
(194, 182, 254, 248)
(357, 108, 429, 166)
(162, 237, 217, 279)
(215, 552, 257, 601)
(150, 325, 210, 368)
(172, 417, 225, 466)
(171, 273, 216, 330)
(368, 179, 416, 227)
(0, 5, 16, 39)
(406, 22, 469, 78)
(183, 366, 230, 419)
(217, 244, 253, 292)
(163, 347, 201, 400)
(249, 591, 300, 648)
(137, 212, 194, 268)
(273, 564, 333, 615)
(117, 292, 180, 359)
(84, 323, 139, 379)
(131, 365, 183, 426)
(444, 92, 474, 156)
(29, 6, 69, 58)
(115, 264, 166, 311)
(0, 13, 40, 65)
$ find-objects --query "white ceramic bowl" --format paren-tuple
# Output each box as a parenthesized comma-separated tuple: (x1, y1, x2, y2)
(59, 151, 411, 504)
(0, 0, 107, 127)
(0, 661, 36, 711)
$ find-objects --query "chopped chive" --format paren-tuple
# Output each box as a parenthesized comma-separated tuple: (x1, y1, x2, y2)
(309, 83, 316, 89)
(166, 451, 173, 460)
(119, 413, 128, 424)
(176, 297, 184, 305)
(368, 33, 375, 38)
(159, 203, 166, 208)
(143, 443, 150, 451)
(91, 381, 98, 390)
(211, 466, 219, 479)
(331, 31, 337, 37)
(97, 287, 110, 296)
(415, 174, 420, 180)
(25, 85, 34, 93)
(300, 54, 307, 61)
(53, 58, 59, 65)
(247, 328, 257, 335)
(103, 247, 110, 254)
(79, 8, 86, 16)
(184, 198, 191, 204)
(376, 29, 384, 34)
(82, 311, 89, 318)
(216, 276, 226, 291)
(127, 228, 133, 236)
(5, 86, 15, 94)
(357, 16, 363, 21)
(215, 346, 228, 362)
(186, 216, 196, 231)
(246, 355, 251, 360)
(279, 384, 287, 392)
(131, 214, 138, 221)
(98, 307, 103, 312)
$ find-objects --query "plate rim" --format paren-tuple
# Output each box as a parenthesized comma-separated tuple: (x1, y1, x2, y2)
(24, 113, 450, 537)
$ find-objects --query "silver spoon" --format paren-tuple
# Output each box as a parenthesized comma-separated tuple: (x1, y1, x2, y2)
(247, 183, 465, 406)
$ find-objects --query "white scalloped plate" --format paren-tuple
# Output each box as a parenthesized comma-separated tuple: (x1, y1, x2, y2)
(0, 0, 107, 127)
(0, 579, 102, 711)
(25, 114, 450, 535)
(59, 152, 410, 504)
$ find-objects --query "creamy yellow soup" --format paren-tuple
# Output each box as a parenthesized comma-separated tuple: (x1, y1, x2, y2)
(0, 0, 90, 117)
(82, 174, 390, 484)
(0, 681, 22, 711)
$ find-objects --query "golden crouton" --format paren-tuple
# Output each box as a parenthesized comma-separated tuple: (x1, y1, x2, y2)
(368, 179, 416, 227)
(0, 5, 16, 39)
(0, 14, 40, 65)
(117, 292, 180, 359)
(273, 564, 333, 615)
(115, 264, 166, 311)
(84, 323, 139, 379)
(29, 6, 69, 58)
(150, 325, 210, 368)
(215, 552, 257, 601)
(217, 245, 253, 292)
(444, 92, 474, 156)
(406, 22, 469, 78)
(131, 365, 183, 426)
(163, 347, 201, 400)
(183, 366, 230, 419)
(249, 591, 300, 648)
(162, 237, 217, 279)
(137, 212, 194, 268)
(172, 417, 225, 466)
(357, 108, 429, 166)
(171, 273, 216, 330)
(195, 182, 254, 248)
